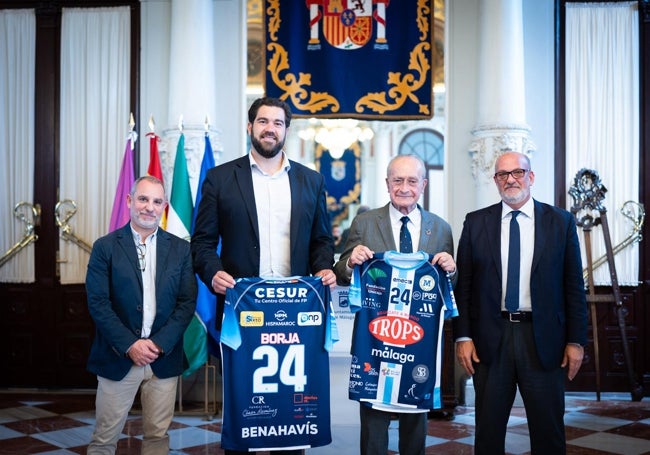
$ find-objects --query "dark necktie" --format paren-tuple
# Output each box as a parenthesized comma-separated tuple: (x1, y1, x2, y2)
(399, 216, 413, 253)
(505, 210, 521, 312)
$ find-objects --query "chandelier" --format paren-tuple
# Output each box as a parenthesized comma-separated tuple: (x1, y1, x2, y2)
(298, 119, 374, 159)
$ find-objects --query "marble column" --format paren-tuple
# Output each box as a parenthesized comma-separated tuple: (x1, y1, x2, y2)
(370, 127, 391, 209)
(469, 0, 536, 206)
(160, 0, 222, 201)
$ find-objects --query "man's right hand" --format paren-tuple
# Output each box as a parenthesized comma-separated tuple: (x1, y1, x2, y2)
(346, 245, 374, 269)
(127, 339, 160, 366)
(456, 339, 480, 376)
(211, 270, 236, 295)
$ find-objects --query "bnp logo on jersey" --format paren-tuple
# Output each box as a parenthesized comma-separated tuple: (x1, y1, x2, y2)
(298, 311, 323, 326)
(240, 311, 264, 327)
(368, 316, 423, 345)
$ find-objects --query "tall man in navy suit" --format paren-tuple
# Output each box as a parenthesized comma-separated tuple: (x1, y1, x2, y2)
(334, 154, 457, 455)
(191, 97, 336, 455)
(86, 176, 197, 454)
(454, 151, 587, 454)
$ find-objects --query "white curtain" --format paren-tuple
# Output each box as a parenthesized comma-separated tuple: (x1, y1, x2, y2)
(566, 2, 639, 286)
(59, 7, 131, 284)
(0, 10, 36, 283)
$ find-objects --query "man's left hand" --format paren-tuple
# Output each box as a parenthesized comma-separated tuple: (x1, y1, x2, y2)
(432, 252, 456, 274)
(562, 343, 584, 380)
(315, 269, 337, 287)
(127, 339, 160, 366)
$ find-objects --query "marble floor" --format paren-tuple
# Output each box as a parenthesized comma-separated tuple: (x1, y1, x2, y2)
(0, 387, 649, 455)
(3, 289, 647, 454)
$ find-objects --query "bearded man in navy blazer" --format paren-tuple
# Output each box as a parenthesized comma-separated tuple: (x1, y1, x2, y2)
(454, 151, 587, 454)
(86, 176, 197, 454)
(191, 97, 336, 455)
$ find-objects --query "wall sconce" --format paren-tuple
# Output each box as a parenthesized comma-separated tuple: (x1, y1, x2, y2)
(298, 119, 374, 159)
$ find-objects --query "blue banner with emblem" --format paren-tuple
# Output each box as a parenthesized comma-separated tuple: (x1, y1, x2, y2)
(264, 0, 434, 120)
(315, 143, 361, 224)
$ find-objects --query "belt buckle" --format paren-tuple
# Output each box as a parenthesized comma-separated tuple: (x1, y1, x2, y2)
(509, 312, 521, 323)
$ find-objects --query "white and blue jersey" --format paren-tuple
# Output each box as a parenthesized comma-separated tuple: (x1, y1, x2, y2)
(348, 251, 457, 412)
(220, 276, 338, 451)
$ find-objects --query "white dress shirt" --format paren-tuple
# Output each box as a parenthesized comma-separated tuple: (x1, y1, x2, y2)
(250, 152, 292, 277)
(389, 204, 422, 251)
(132, 227, 157, 338)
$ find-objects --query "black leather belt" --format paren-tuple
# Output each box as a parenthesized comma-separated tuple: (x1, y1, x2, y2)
(502, 311, 532, 322)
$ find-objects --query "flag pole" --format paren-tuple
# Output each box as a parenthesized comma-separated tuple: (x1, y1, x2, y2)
(145, 114, 168, 229)
(108, 114, 136, 232)
(129, 112, 139, 176)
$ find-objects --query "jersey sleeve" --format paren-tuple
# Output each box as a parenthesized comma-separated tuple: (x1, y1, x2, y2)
(220, 291, 242, 350)
(325, 300, 340, 352)
(348, 265, 362, 313)
(440, 270, 459, 319)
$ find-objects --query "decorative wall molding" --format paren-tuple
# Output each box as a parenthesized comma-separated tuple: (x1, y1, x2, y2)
(468, 124, 536, 181)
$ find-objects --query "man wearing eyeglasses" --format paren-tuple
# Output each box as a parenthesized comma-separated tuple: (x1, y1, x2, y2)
(86, 176, 197, 454)
(453, 151, 587, 454)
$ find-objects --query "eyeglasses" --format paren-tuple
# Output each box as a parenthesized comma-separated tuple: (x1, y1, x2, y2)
(494, 168, 529, 182)
(389, 177, 422, 187)
(136, 243, 146, 272)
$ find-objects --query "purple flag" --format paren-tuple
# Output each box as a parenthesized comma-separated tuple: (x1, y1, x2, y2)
(108, 132, 136, 232)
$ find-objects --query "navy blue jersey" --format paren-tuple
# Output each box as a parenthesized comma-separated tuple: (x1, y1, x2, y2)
(220, 276, 338, 451)
(348, 251, 457, 412)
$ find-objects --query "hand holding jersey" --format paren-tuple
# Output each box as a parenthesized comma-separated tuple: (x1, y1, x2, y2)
(220, 277, 337, 452)
(334, 154, 457, 455)
(347, 251, 457, 412)
(191, 98, 337, 455)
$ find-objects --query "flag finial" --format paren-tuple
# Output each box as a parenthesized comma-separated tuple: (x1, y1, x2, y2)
(129, 113, 135, 132)
(204, 115, 210, 132)
(149, 115, 155, 133)
(178, 115, 184, 133)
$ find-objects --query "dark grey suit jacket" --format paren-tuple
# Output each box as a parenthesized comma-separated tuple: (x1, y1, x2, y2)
(334, 203, 455, 286)
(86, 223, 197, 381)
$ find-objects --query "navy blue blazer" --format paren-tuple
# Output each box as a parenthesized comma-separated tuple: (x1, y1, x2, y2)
(86, 223, 197, 381)
(191, 155, 335, 324)
(452, 199, 587, 370)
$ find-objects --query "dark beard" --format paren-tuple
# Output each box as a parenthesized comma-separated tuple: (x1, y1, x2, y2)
(251, 134, 284, 159)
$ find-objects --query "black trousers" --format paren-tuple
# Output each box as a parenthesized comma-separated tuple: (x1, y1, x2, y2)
(473, 321, 566, 454)
(359, 404, 426, 455)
